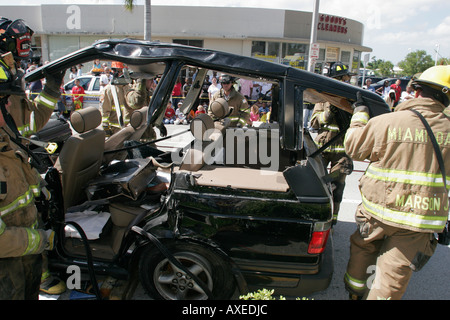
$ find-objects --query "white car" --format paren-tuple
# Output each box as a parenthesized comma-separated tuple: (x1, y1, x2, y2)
(64, 75, 101, 109)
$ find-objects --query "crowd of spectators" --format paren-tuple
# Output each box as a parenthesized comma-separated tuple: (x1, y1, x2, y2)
(364, 77, 415, 110)
(164, 72, 274, 126)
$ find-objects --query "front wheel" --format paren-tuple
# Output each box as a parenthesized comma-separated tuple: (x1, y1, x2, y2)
(139, 241, 236, 300)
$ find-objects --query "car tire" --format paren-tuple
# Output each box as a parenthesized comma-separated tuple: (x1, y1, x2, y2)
(139, 241, 236, 300)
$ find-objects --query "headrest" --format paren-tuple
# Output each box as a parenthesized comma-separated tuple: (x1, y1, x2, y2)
(70, 107, 102, 134)
(190, 113, 214, 141)
(209, 98, 229, 119)
(130, 107, 148, 129)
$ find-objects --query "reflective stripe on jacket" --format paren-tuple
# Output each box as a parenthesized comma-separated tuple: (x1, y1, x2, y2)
(0, 131, 46, 258)
(310, 102, 346, 153)
(101, 83, 128, 129)
(344, 98, 450, 233)
(9, 91, 56, 138)
(0, 67, 55, 257)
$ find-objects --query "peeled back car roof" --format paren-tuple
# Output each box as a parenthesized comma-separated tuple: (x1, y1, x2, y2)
(25, 38, 389, 117)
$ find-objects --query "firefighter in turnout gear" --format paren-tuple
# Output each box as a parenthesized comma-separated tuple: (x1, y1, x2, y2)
(209, 75, 250, 127)
(101, 61, 127, 136)
(101, 61, 151, 137)
(310, 62, 354, 224)
(343, 65, 450, 300)
(0, 17, 65, 299)
(0, 17, 44, 138)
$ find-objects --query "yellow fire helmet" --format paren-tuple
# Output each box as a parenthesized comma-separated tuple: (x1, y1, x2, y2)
(413, 65, 450, 96)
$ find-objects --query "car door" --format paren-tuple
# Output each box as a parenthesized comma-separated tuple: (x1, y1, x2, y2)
(84, 76, 101, 109)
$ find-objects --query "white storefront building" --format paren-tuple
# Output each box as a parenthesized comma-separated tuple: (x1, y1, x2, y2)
(1, 4, 371, 76)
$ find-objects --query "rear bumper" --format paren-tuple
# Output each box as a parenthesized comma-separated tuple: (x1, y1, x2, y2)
(241, 234, 334, 298)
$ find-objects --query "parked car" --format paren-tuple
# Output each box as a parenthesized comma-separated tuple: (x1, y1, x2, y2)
(64, 75, 101, 109)
(357, 76, 383, 87)
(372, 77, 410, 94)
(25, 39, 390, 300)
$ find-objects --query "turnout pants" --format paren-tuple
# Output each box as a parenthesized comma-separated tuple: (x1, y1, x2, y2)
(0, 254, 42, 300)
(322, 152, 353, 222)
(344, 204, 437, 300)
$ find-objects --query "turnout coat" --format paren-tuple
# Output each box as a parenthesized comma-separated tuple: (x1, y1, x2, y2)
(0, 89, 56, 257)
(344, 97, 450, 233)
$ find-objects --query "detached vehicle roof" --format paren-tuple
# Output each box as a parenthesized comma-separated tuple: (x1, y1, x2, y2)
(26, 38, 389, 140)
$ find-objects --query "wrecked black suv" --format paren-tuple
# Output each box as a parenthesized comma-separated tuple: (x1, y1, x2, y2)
(26, 39, 389, 300)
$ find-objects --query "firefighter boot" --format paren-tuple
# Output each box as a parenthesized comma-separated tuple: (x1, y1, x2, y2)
(40, 271, 66, 295)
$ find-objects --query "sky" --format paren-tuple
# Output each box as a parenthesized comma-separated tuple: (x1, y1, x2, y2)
(4, 0, 450, 65)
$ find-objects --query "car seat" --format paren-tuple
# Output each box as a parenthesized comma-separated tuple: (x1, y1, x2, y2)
(179, 99, 230, 171)
(54, 107, 106, 211)
(103, 107, 149, 165)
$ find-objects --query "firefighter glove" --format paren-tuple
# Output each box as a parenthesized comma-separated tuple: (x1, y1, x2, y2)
(355, 212, 372, 238)
(353, 92, 365, 108)
(352, 91, 369, 114)
(438, 221, 450, 245)
(330, 105, 339, 114)
(45, 229, 56, 251)
(43, 70, 66, 98)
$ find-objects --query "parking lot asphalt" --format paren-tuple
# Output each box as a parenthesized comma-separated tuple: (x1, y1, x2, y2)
(41, 124, 450, 300)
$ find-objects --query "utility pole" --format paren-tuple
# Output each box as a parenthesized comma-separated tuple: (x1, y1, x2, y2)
(361, 53, 370, 88)
(124, 0, 151, 41)
(144, 0, 151, 41)
(308, 0, 320, 72)
(435, 44, 440, 66)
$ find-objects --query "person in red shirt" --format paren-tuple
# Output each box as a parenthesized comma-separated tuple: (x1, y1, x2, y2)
(390, 79, 402, 109)
(172, 77, 183, 107)
(164, 101, 176, 124)
(195, 105, 206, 117)
(71, 79, 85, 110)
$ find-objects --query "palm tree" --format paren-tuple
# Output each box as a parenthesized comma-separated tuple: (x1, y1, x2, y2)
(124, 0, 151, 41)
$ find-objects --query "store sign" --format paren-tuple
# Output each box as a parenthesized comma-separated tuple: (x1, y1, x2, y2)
(326, 47, 339, 62)
(309, 43, 320, 59)
(317, 14, 348, 34)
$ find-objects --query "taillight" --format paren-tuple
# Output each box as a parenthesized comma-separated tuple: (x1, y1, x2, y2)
(308, 229, 330, 254)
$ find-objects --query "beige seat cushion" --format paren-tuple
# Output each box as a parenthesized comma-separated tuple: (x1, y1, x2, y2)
(55, 107, 105, 210)
(191, 165, 289, 192)
(180, 113, 231, 172)
(103, 107, 149, 164)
